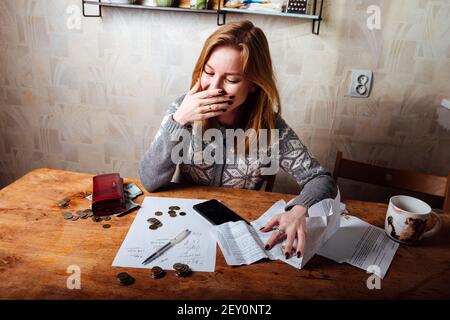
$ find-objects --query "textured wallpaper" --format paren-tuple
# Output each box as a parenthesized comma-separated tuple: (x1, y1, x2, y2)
(0, 0, 449, 200)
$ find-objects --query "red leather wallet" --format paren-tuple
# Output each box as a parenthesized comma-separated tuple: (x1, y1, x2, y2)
(92, 173, 126, 216)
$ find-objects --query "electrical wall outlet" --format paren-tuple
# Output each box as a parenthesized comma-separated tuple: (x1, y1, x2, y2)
(348, 69, 373, 98)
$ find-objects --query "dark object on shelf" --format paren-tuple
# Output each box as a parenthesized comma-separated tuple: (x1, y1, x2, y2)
(286, 0, 307, 14)
(156, 0, 176, 7)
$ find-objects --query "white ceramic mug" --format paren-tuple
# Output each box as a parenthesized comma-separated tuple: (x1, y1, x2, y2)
(385, 195, 441, 245)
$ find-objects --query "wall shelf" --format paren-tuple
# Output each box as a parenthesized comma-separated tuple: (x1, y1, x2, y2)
(82, 0, 323, 34)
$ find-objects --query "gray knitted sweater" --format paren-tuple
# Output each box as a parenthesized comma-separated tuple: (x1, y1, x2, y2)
(138, 95, 337, 211)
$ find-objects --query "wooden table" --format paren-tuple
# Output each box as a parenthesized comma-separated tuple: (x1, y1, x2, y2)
(0, 168, 449, 300)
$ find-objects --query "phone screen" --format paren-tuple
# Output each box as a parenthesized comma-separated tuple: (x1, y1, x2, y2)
(193, 199, 247, 225)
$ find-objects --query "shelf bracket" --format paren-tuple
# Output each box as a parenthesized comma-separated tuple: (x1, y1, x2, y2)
(82, 0, 102, 18)
(312, 18, 321, 35)
(312, 0, 324, 35)
(216, 6, 226, 26)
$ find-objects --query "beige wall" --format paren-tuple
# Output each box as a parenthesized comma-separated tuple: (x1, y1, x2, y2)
(1, 0, 449, 198)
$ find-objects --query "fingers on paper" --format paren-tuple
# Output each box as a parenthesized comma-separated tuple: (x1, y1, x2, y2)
(261, 215, 280, 232)
(283, 231, 296, 258)
(265, 231, 282, 250)
(296, 225, 306, 257)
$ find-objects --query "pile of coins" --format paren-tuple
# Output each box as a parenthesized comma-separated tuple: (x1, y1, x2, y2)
(173, 263, 192, 277)
(78, 209, 94, 219)
(168, 206, 179, 217)
(117, 272, 135, 286)
(147, 218, 163, 230)
(62, 209, 94, 221)
(62, 208, 112, 230)
(151, 266, 166, 279)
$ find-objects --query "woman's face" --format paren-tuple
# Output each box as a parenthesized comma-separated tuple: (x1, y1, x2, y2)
(200, 45, 255, 114)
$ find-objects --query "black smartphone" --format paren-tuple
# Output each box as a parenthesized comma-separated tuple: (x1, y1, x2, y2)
(193, 199, 248, 225)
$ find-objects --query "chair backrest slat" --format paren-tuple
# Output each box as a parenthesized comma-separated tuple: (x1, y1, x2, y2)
(333, 151, 450, 211)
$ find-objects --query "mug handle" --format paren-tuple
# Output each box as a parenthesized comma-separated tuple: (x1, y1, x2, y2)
(422, 211, 442, 238)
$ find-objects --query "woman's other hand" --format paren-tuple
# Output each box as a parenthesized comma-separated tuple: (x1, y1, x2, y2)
(260, 205, 307, 259)
(172, 79, 235, 126)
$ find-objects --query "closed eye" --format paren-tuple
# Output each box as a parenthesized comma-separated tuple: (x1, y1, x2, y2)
(203, 70, 241, 83)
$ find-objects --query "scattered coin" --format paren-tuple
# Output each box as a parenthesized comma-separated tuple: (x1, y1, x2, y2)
(154, 211, 163, 216)
(103, 224, 111, 229)
(151, 266, 166, 279)
(179, 212, 186, 216)
(103, 216, 111, 221)
(82, 209, 93, 218)
(173, 263, 192, 277)
(92, 216, 102, 223)
(177, 269, 191, 277)
(71, 216, 79, 221)
(75, 210, 85, 217)
(168, 210, 176, 215)
(169, 213, 177, 217)
(63, 211, 73, 220)
(147, 218, 159, 224)
(173, 263, 184, 271)
(58, 199, 70, 208)
(169, 206, 180, 211)
(149, 224, 159, 230)
(116, 272, 134, 286)
(147, 217, 162, 230)
(117, 272, 129, 281)
(121, 276, 134, 286)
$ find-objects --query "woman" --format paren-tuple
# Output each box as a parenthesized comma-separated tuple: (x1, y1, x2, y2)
(139, 20, 337, 259)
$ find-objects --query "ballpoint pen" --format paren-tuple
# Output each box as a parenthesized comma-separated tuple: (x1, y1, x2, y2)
(142, 229, 191, 265)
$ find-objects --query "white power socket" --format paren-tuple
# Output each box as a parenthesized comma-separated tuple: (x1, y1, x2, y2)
(348, 69, 373, 98)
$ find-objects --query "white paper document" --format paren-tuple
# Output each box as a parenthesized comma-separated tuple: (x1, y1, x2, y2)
(112, 197, 217, 272)
(317, 215, 399, 279)
(214, 193, 342, 269)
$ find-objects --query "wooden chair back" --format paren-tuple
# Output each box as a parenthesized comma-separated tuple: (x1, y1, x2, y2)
(333, 151, 450, 211)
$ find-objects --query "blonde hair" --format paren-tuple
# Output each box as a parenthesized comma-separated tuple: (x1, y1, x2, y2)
(191, 20, 281, 150)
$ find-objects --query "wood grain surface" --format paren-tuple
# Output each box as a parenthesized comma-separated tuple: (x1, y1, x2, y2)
(0, 168, 449, 299)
